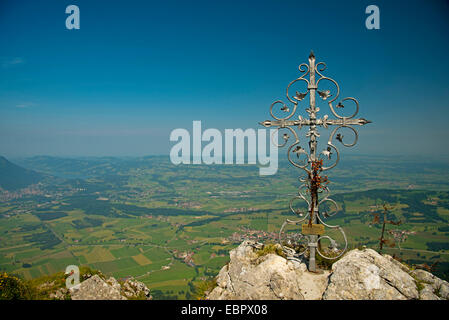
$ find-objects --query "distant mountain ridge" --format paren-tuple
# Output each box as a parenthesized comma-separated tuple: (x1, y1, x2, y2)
(0, 155, 44, 191)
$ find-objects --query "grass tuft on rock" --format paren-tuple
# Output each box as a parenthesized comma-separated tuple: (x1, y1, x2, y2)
(192, 278, 217, 300)
(255, 243, 286, 258)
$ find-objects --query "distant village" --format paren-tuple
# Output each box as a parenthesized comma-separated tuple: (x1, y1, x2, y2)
(0, 184, 45, 201)
(0, 182, 83, 202)
(226, 226, 278, 244)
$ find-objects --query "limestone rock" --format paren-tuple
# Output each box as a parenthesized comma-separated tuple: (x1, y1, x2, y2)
(106, 277, 121, 291)
(49, 287, 69, 300)
(419, 284, 440, 300)
(70, 275, 126, 300)
(411, 269, 449, 300)
(322, 248, 419, 300)
(124, 277, 151, 299)
(69, 275, 151, 300)
(207, 240, 329, 300)
(207, 241, 449, 300)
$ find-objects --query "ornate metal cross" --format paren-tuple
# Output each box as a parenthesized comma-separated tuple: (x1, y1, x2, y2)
(259, 51, 371, 272)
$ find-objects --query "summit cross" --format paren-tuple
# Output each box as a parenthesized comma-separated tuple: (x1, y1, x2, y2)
(260, 51, 371, 272)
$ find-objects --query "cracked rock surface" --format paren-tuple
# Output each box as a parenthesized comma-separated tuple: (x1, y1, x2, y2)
(69, 275, 151, 300)
(410, 269, 449, 300)
(207, 241, 449, 300)
(324, 248, 449, 300)
(207, 240, 329, 300)
(70, 275, 125, 300)
(323, 248, 419, 299)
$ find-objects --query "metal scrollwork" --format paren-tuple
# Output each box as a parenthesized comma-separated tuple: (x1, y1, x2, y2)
(259, 51, 371, 272)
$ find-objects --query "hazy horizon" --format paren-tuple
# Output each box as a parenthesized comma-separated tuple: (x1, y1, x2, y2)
(5, 153, 449, 165)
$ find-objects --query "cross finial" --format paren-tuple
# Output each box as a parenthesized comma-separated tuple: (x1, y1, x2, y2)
(309, 50, 315, 59)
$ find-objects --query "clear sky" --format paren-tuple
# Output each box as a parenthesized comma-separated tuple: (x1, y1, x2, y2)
(0, 0, 448, 158)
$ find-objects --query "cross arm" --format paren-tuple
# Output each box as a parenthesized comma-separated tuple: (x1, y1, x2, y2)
(322, 117, 372, 128)
(259, 119, 300, 128)
(259, 116, 371, 129)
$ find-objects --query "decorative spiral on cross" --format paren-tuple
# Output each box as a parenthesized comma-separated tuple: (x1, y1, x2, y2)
(260, 52, 371, 267)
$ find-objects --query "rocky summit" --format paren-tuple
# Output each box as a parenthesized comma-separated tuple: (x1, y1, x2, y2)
(206, 240, 449, 300)
(50, 275, 151, 300)
(207, 241, 330, 300)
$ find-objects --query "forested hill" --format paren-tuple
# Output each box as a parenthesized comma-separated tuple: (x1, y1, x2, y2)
(0, 156, 44, 191)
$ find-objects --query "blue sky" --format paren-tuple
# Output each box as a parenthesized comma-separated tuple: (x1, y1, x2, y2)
(0, 0, 448, 157)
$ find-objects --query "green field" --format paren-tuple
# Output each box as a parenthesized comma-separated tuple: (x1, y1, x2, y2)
(1, 155, 449, 299)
